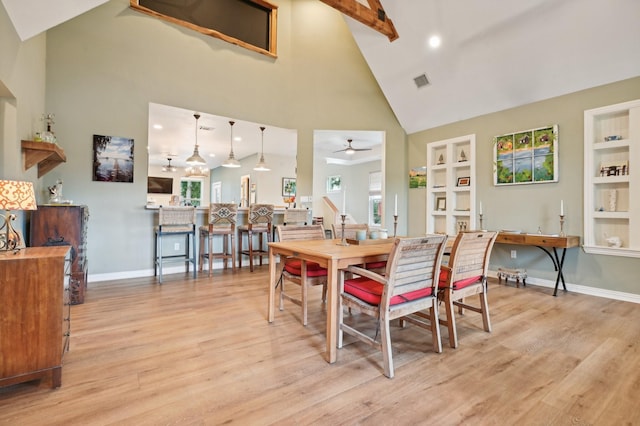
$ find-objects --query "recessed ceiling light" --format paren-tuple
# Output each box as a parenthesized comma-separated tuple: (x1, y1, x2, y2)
(429, 35, 441, 49)
(153, 124, 163, 130)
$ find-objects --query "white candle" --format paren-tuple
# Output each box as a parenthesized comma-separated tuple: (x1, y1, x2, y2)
(342, 188, 347, 214)
(479, 201, 483, 215)
(561, 199, 564, 216)
(394, 194, 398, 216)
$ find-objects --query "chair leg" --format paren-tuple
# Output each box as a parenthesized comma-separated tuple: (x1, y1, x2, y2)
(430, 304, 443, 353)
(157, 234, 163, 284)
(222, 234, 228, 269)
(380, 316, 394, 378)
(199, 231, 206, 273)
(479, 291, 492, 332)
(444, 292, 458, 348)
(248, 229, 254, 272)
(231, 233, 236, 270)
(301, 266, 308, 326)
(208, 234, 213, 277)
(190, 233, 196, 279)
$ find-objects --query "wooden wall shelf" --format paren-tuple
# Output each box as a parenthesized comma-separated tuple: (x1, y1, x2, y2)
(21, 140, 67, 177)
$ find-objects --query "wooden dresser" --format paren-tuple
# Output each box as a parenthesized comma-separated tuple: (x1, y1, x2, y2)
(30, 205, 89, 304)
(0, 246, 71, 389)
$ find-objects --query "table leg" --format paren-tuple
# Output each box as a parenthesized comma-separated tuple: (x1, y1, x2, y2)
(326, 259, 338, 363)
(268, 248, 276, 322)
(552, 248, 568, 296)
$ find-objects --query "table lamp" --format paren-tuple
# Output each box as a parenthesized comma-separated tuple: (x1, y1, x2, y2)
(0, 180, 37, 251)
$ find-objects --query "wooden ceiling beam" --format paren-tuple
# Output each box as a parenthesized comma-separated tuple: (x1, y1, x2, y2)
(320, 0, 398, 41)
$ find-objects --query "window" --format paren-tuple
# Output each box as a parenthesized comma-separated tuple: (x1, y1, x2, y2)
(368, 171, 382, 226)
(180, 178, 203, 207)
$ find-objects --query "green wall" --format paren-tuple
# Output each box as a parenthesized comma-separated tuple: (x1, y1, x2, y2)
(39, 0, 406, 277)
(408, 76, 640, 296)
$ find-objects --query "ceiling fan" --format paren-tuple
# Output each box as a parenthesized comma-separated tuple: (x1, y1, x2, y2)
(333, 139, 372, 155)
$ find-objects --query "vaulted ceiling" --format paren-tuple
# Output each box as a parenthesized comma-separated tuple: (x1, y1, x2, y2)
(2, 0, 639, 135)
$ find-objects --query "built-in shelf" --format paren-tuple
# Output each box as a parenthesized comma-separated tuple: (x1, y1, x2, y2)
(583, 99, 639, 257)
(426, 134, 476, 235)
(21, 140, 67, 178)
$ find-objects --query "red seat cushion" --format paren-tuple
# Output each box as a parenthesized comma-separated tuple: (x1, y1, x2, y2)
(344, 276, 434, 306)
(284, 259, 327, 277)
(438, 269, 482, 290)
(365, 261, 387, 270)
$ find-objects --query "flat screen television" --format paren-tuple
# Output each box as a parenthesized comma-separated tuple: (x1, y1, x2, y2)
(147, 176, 173, 194)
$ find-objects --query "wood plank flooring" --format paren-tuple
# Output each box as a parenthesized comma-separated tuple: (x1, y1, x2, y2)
(1, 266, 639, 425)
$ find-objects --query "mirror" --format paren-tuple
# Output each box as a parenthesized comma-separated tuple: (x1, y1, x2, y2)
(313, 130, 385, 229)
(147, 103, 297, 207)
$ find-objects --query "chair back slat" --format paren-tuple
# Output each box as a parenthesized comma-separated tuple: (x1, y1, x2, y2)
(158, 206, 196, 226)
(383, 235, 447, 301)
(276, 225, 325, 242)
(283, 209, 309, 226)
(448, 231, 498, 282)
(332, 223, 368, 240)
(208, 203, 237, 228)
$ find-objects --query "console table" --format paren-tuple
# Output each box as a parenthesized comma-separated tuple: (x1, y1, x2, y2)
(495, 233, 580, 296)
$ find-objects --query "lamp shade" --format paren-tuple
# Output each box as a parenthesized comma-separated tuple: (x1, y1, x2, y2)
(0, 180, 37, 211)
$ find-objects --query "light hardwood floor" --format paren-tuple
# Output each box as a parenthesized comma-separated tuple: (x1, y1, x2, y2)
(1, 266, 639, 425)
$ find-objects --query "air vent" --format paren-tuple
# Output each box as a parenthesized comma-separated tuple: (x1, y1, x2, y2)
(414, 73, 430, 88)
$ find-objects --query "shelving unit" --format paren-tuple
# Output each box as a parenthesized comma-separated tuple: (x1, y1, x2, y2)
(426, 134, 476, 236)
(21, 140, 66, 177)
(583, 99, 639, 257)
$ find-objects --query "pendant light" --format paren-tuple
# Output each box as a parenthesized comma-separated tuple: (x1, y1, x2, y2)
(222, 120, 241, 168)
(253, 126, 270, 171)
(185, 113, 207, 166)
(162, 157, 177, 172)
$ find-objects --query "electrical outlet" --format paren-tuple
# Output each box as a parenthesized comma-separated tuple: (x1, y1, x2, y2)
(511, 250, 517, 259)
(174, 243, 180, 251)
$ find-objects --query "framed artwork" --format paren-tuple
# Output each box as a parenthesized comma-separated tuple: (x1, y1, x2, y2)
(282, 177, 296, 196)
(92, 134, 134, 182)
(457, 176, 470, 187)
(436, 197, 446, 211)
(493, 125, 558, 185)
(409, 166, 427, 188)
(326, 175, 341, 192)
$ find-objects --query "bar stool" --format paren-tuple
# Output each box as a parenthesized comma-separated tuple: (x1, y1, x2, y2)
(154, 206, 197, 283)
(199, 203, 237, 276)
(237, 204, 274, 272)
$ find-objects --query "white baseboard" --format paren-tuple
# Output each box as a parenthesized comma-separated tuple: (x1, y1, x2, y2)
(88, 260, 242, 283)
(487, 271, 640, 304)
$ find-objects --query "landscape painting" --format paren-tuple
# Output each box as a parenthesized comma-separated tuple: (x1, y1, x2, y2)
(93, 134, 134, 182)
(494, 125, 558, 185)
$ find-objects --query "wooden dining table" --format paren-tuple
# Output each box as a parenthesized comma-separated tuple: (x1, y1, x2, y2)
(268, 238, 392, 363)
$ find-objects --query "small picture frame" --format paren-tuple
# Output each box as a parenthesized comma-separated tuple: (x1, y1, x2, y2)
(282, 178, 296, 196)
(326, 175, 342, 192)
(436, 197, 446, 211)
(457, 176, 470, 187)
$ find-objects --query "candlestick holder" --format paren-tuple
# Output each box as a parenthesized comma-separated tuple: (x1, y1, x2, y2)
(393, 215, 398, 237)
(337, 214, 349, 246)
(559, 214, 565, 237)
(479, 213, 484, 231)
